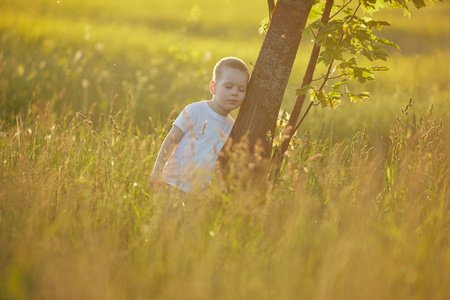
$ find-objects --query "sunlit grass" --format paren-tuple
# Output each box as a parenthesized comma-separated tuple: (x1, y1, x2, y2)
(1, 1, 450, 298)
(0, 99, 449, 299)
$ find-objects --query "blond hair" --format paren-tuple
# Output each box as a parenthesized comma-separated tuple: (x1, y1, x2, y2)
(212, 57, 250, 82)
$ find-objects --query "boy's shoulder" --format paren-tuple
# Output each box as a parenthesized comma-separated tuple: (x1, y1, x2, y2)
(184, 100, 220, 118)
(175, 101, 208, 126)
(184, 100, 207, 110)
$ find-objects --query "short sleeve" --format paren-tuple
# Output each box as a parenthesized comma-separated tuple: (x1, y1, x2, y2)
(173, 104, 195, 133)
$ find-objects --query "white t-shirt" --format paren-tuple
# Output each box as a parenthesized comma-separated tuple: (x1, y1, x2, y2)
(162, 100, 234, 193)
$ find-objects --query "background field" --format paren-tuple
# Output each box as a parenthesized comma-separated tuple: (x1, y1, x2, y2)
(1, 0, 449, 299)
(1, 0, 449, 139)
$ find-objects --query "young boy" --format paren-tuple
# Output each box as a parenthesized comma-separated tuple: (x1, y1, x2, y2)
(149, 57, 250, 195)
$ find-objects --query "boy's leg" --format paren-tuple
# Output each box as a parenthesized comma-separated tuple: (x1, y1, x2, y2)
(180, 195, 202, 240)
(152, 183, 202, 240)
(151, 183, 186, 240)
(164, 184, 186, 218)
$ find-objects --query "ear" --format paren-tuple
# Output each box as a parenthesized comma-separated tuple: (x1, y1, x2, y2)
(209, 80, 216, 95)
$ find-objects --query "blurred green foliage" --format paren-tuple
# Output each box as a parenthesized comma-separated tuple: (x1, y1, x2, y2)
(0, 0, 265, 126)
(0, 0, 449, 140)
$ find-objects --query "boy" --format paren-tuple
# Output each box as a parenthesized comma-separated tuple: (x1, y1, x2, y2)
(149, 57, 250, 195)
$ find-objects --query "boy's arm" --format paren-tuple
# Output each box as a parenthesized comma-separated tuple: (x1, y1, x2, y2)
(148, 125, 184, 186)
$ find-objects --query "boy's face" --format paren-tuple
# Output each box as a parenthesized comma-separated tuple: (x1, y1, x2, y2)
(209, 66, 248, 116)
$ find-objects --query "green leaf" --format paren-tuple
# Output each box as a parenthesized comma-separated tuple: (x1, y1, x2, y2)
(318, 46, 344, 65)
(338, 58, 357, 70)
(351, 66, 375, 83)
(361, 0, 378, 10)
(303, 20, 325, 39)
(371, 45, 390, 61)
(310, 89, 342, 109)
(375, 37, 400, 50)
(258, 17, 270, 35)
(412, 0, 427, 9)
(296, 85, 311, 96)
(310, 89, 328, 104)
(371, 66, 389, 71)
(343, 7, 355, 16)
(329, 90, 342, 98)
(332, 81, 346, 90)
(315, 29, 329, 45)
(366, 20, 391, 30)
(346, 90, 371, 103)
(329, 90, 342, 109)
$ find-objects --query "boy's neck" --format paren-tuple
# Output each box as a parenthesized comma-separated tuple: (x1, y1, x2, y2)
(207, 99, 229, 116)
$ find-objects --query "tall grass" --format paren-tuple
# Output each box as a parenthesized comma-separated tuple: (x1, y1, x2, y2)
(0, 99, 448, 299)
(1, 0, 449, 298)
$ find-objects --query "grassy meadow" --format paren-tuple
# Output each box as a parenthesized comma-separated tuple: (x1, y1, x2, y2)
(1, 0, 450, 299)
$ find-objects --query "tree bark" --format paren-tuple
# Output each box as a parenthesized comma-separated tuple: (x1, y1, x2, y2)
(229, 0, 315, 158)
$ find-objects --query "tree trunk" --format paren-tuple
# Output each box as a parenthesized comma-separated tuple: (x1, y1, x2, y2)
(269, 0, 334, 182)
(229, 0, 314, 158)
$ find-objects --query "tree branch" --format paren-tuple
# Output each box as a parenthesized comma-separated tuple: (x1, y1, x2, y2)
(329, 0, 353, 20)
(268, 0, 276, 20)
